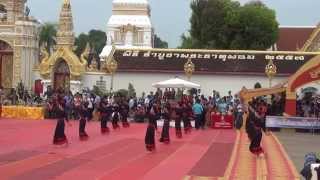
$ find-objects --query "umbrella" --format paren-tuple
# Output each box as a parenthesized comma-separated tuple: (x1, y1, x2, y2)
(301, 87, 318, 94)
(152, 78, 201, 89)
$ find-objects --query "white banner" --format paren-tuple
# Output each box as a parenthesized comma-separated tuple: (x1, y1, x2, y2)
(266, 116, 320, 129)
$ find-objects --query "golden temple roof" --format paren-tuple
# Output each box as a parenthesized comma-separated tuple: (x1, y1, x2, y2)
(39, 0, 87, 80)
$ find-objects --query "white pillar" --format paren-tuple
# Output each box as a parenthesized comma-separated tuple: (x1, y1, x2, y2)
(125, 31, 133, 46)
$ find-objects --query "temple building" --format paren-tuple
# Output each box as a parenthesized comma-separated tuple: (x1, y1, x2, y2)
(37, 0, 320, 97)
(37, 0, 87, 94)
(96, 0, 320, 96)
(271, 26, 317, 51)
(100, 0, 153, 59)
(0, 0, 39, 90)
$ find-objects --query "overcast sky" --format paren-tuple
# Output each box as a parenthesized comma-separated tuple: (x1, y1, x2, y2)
(27, 0, 320, 48)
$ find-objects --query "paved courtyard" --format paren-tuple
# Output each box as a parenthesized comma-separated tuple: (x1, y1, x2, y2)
(275, 131, 320, 175)
(0, 119, 304, 180)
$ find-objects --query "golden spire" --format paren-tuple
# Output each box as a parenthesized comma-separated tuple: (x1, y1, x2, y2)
(64, 0, 70, 5)
(56, 0, 74, 48)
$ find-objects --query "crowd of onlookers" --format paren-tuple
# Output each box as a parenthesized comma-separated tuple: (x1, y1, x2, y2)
(0, 82, 318, 121)
(297, 92, 320, 118)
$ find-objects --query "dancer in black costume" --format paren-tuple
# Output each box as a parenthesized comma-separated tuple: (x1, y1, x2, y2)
(145, 118, 156, 151)
(53, 96, 70, 145)
(145, 102, 159, 151)
(182, 102, 192, 134)
(120, 100, 130, 128)
(99, 97, 112, 134)
(159, 103, 171, 144)
(79, 100, 89, 141)
(174, 102, 183, 138)
(112, 103, 120, 129)
(247, 105, 264, 156)
(148, 103, 160, 131)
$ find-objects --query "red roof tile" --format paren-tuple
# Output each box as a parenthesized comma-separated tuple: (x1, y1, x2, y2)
(275, 27, 315, 51)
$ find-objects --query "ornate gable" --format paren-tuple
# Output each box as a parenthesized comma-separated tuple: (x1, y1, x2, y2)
(301, 24, 320, 52)
(39, 46, 88, 80)
(39, 0, 87, 80)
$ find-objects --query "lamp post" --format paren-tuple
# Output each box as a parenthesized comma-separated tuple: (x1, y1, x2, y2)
(265, 59, 277, 88)
(106, 57, 118, 93)
(184, 58, 195, 81)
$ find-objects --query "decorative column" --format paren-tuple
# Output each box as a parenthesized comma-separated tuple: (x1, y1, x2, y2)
(184, 58, 195, 81)
(106, 55, 118, 93)
(13, 46, 21, 88)
(284, 91, 297, 116)
(265, 59, 277, 88)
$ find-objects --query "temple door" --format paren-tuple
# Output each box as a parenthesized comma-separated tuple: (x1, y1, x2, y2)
(53, 60, 70, 92)
(0, 40, 13, 89)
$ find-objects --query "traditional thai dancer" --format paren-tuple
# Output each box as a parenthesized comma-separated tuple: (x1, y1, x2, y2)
(159, 103, 171, 144)
(120, 101, 130, 128)
(73, 93, 82, 120)
(258, 100, 268, 133)
(53, 96, 70, 146)
(99, 97, 112, 134)
(148, 103, 160, 131)
(182, 102, 192, 134)
(112, 102, 121, 129)
(174, 102, 183, 138)
(247, 105, 264, 156)
(145, 114, 156, 152)
(79, 100, 89, 141)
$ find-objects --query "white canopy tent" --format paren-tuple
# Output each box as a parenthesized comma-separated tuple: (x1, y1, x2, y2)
(152, 77, 199, 127)
(152, 77, 201, 89)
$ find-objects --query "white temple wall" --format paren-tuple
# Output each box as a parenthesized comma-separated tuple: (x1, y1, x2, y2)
(82, 72, 109, 92)
(143, 28, 152, 47)
(38, 71, 288, 97)
(19, 47, 37, 90)
(104, 72, 288, 97)
(15, 20, 40, 90)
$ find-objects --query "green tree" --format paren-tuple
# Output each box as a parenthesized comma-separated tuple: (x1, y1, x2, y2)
(74, 33, 89, 57)
(117, 89, 129, 98)
(39, 22, 58, 53)
(128, 83, 136, 98)
(178, 34, 194, 49)
(88, 30, 107, 55)
(181, 0, 278, 50)
(229, 1, 279, 50)
(189, 0, 240, 49)
(254, 82, 262, 89)
(74, 30, 106, 57)
(154, 34, 168, 48)
(92, 85, 106, 97)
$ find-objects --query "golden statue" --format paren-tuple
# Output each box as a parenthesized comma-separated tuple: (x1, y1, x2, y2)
(184, 58, 195, 80)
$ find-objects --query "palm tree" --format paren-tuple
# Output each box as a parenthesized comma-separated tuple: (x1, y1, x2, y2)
(39, 22, 58, 54)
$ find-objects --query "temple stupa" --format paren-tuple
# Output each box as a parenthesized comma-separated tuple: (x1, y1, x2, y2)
(100, 0, 153, 60)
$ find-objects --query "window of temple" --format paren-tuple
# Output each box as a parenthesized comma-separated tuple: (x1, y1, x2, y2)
(114, 30, 124, 45)
(0, 4, 7, 22)
(134, 31, 144, 45)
